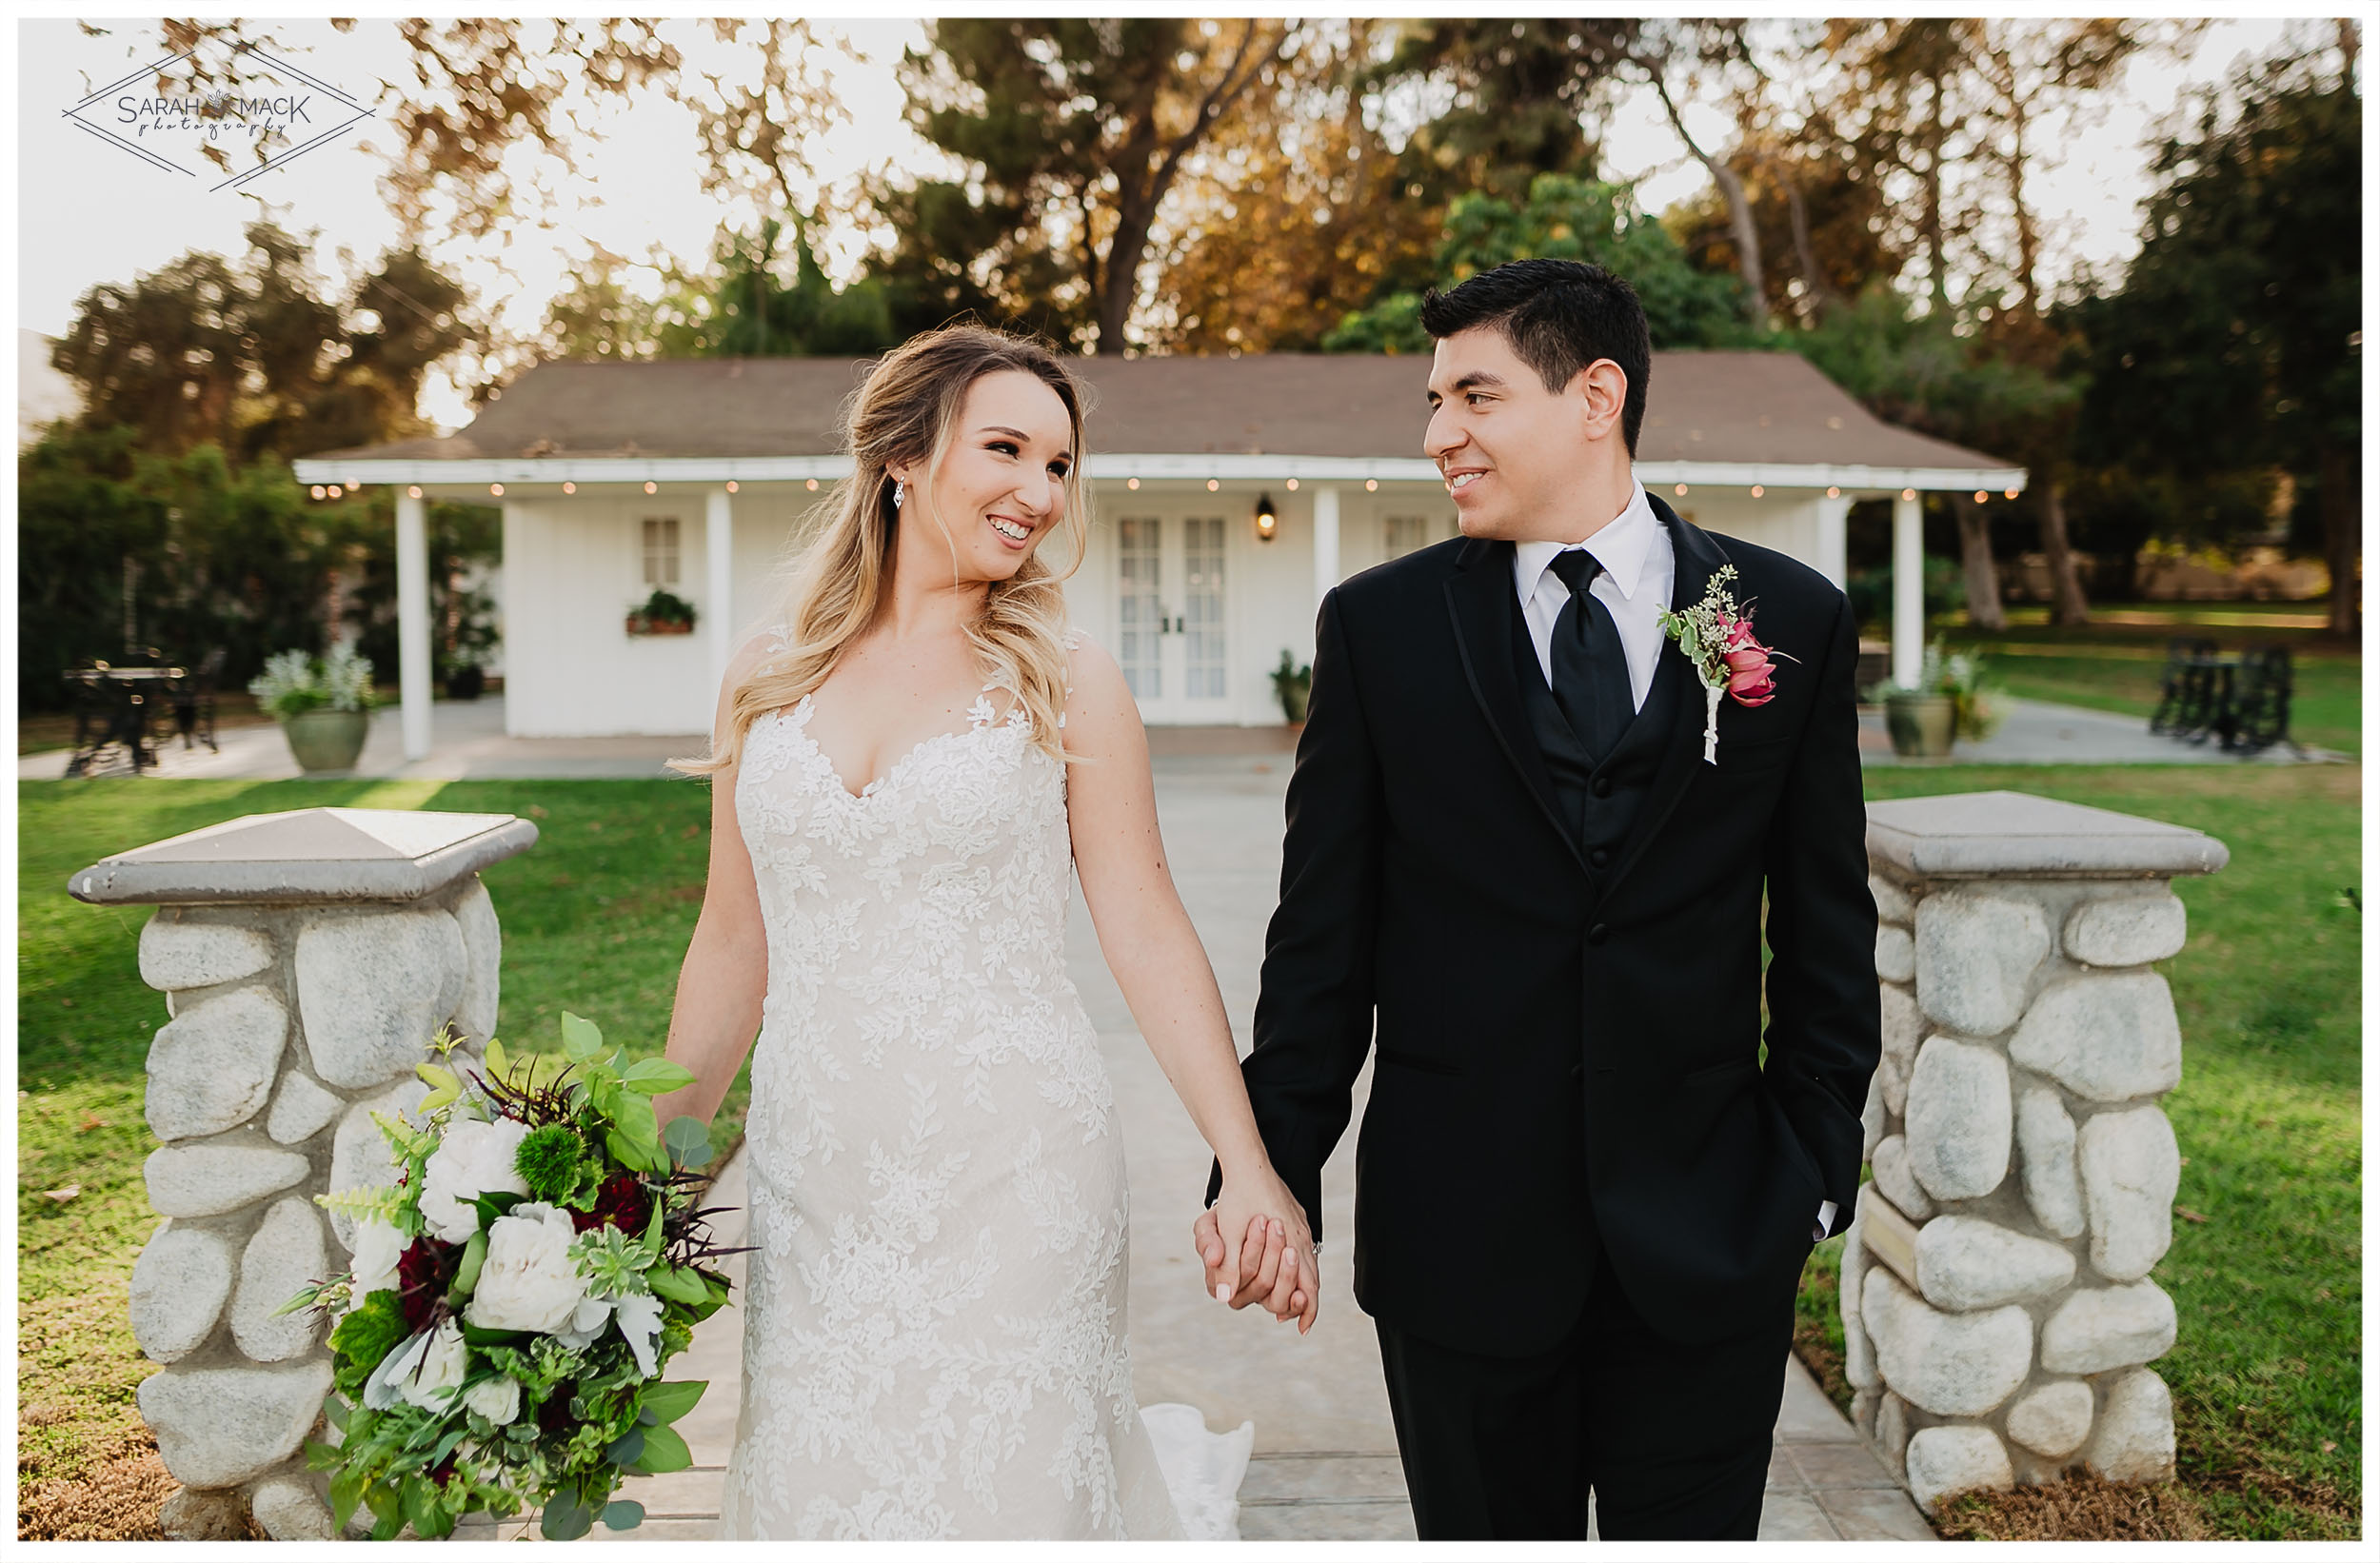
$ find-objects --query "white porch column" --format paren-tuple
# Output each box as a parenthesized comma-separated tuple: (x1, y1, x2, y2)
(394, 488, 432, 762)
(1892, 489, 1925, 689)
(1815, 492, 1852, 592)
(706, 485, 735, 700)
(1311, 484, 1341, 609)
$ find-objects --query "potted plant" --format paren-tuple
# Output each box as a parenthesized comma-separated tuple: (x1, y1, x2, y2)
(1271, 649, 1313, 725)
(626, 587, 699, 637)
(443, 649, 486, 702)
(248, 644, 378, 772)
(1873, 640, 2006, 759)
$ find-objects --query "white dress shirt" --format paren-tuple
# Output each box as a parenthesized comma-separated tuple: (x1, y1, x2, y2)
(1511, 479, 1839, 1241)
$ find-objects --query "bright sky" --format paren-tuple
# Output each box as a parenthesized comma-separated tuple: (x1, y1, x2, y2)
(13, 11, 2320, 432)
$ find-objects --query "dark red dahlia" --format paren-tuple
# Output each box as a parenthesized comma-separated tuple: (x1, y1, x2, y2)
(571, 1173, 651, 1234)
(395, 1236, 461, 1332)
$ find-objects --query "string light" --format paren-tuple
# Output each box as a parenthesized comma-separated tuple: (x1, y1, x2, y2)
(562, 481, 575, 494)
(1675, 484, 1688, 497)
(644, 481, 658, 495)
(490, 483, 504, 497)
(407, 485, 423, 499)
(309, 485, 326, 500)
(1826, 485, 1841, 499)
(725, 481, 738, 493)
(1207, 479, 1220, 491)
(806, 478, 819, 491)
(1749, 485, 1764, 498)
(1364, 479, 1378, 491)
(1285, 477, 1299, 491)
(2005, 487, 2019, 501)
(1126, 477, 1140, 490)
(1901, 488, 1916, 501)
(1974, 489, 1989, 504)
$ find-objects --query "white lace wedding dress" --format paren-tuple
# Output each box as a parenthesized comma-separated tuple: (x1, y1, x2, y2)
(716, 640, 1252, 1540)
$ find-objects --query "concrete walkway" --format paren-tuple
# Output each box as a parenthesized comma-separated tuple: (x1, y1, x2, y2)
(22, 687, 2343, 783)
(1857, 695, 2343, 766)
(450, 751, 1929, 1542)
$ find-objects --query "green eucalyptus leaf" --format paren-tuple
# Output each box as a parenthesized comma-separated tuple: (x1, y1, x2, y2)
(635, 1423, 692, 1474)
(620, 1058, 695, 1095)
(540, 1495, 593, 1541)
(559, 1012, 605, 1063)
(638, 1379, 706, 1425)
(606, 1427, 646, 1467)
(602, 1499, 646, 1532)
(663, 1116, 713, 1169)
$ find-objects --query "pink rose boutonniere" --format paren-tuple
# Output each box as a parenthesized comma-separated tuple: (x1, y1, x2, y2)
(1656, 564, 1797, 763)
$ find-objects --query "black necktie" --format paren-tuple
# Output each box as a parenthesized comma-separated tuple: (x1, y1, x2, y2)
(1547, 548, 1632, 766)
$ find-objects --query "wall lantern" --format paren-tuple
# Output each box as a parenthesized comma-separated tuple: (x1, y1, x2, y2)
(1254, 492, 1279, 544)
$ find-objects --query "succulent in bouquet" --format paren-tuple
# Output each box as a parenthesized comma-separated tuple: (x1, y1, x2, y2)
(279, 1014, 744, 1539)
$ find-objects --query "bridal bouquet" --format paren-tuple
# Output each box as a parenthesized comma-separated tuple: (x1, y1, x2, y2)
(279, 1016, 742, 1540)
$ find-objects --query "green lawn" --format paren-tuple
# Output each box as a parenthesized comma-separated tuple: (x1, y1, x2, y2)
(16, 776, 729, 1527)
(1794, 763, 2362, 1540)
(1931, 604, 2361, 757)
(18, 762, 2362, 1539)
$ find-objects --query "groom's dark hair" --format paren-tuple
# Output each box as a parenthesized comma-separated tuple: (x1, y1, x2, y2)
(1419, 258, 1652, 457)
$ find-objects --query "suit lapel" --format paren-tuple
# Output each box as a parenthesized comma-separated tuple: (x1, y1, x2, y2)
(1442, 539, 1588, 872)
(1598, 497, 1731, 902)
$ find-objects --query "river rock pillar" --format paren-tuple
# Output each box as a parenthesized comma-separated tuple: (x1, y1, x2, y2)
(69, 807, 538, 1540)
(1846, 790, 2226, 1514)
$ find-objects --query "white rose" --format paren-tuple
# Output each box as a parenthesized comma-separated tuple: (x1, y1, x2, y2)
(344, 1217, 406, 1311)
(362, 1318, 467, 1412)
(610, 1292, 664, 1379)
(402, 1318, 470, 1411)
(461, 1374, 522, 1426)
(417, 1117, 531, 1244)
(464, 1201, 585, 1334)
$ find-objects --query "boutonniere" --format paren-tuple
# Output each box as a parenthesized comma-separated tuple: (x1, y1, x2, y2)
(1656, 564, 1797, 764)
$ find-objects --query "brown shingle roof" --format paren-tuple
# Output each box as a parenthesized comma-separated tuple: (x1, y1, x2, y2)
(308, 351, 2013, 471)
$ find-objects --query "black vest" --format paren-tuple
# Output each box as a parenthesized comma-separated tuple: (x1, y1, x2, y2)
(1508, 594, 1679, 871)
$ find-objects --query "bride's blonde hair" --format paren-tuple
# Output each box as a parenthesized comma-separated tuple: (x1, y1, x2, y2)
(674, 324, 1091, 777)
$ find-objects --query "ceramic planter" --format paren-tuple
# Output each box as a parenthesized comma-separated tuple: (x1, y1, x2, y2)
(1885, 692, 1957, 759)
(281, 709, 370, 773)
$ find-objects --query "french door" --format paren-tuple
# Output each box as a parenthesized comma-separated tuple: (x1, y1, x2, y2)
(1116, 513, 1233, 723)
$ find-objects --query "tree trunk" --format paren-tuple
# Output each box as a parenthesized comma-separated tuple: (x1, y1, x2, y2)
(2038, 479, 2091, 626)
(1923, 66, 1949, 311)
(1779, 165, 1828, 321)
(2321, 442, 2361, 639)
(1649, 69, 1765, 326)
(1951, 493, 2006, 630)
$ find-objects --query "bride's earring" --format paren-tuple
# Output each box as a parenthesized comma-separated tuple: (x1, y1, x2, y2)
(892, 479, 905, 510)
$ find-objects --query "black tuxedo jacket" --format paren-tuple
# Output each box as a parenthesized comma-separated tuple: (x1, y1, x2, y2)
(1227, 495, 1878, 1355)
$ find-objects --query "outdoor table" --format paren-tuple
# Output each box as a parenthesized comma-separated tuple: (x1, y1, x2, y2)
(62, 663, 187, 776)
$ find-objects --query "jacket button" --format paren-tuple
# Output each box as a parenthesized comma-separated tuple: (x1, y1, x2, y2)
(1592, 776, 1615, 798)
(1588, 923, 1609, 946)
(1590, 846, 1610, 868)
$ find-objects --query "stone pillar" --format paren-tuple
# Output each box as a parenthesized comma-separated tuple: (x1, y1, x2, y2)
(1845, 791, 2226, 1514)
(70, 807, 538, 1540)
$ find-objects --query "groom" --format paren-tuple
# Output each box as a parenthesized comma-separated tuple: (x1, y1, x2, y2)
(1199, 258, 1878, 1538)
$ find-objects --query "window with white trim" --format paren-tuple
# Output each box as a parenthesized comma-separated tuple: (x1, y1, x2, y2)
(642, 517, 681, 586)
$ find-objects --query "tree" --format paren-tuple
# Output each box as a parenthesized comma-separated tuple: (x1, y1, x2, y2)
(1615, 22, 1771, 326)
(2065, 42, 2362, 636)
(878, 19, 1291, 353)
(1152, 24, 1439, 352)
(540, 220, 897, 362)
(50, 223, 484, 465)
(1362, 18, 1641, 206)
(1323, 174, 1753, 353)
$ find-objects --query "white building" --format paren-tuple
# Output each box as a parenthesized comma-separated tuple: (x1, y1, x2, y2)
(293, 353, 2024, 757)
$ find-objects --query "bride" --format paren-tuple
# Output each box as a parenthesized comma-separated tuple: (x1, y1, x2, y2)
(652, 325, 1317, 1539)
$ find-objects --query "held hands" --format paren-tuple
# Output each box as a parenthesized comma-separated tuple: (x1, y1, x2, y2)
(1191, 1175, 1319, 1335)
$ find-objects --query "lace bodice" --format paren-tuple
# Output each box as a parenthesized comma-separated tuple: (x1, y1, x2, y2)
(716, 637, 1233, 1540)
